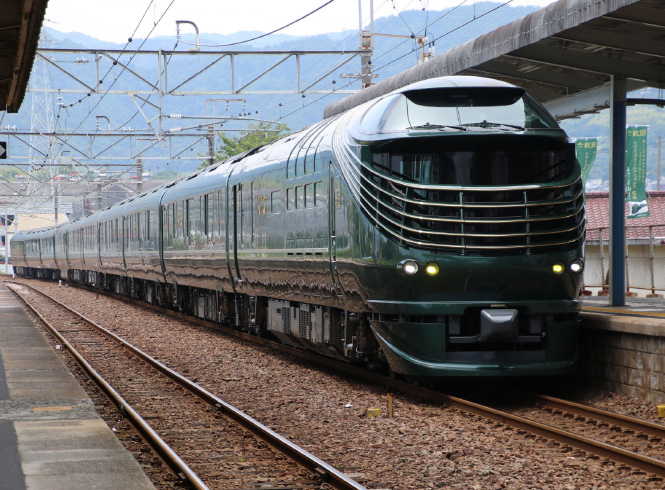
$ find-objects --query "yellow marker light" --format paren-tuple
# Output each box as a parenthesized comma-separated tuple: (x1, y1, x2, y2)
(425, 262, 440, 276)
(552, 263, 565, 275)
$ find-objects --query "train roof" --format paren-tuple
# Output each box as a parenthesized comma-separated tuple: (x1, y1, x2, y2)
(324, 75, 519, 119)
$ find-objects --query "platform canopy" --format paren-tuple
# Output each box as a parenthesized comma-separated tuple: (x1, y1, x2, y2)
(0, 0, 47, 113)
(324, 0, 665, 120)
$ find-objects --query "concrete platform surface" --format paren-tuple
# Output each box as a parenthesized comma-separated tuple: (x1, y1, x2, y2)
(0, 281, 155, 490)
(582, 295, 665, 335)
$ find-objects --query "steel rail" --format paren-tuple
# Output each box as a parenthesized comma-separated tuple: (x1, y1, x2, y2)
(534, 394, 665, 439)
(9, 282, 367, 490)
(13, 278, 665, 479)
(7, 284, 211, 490)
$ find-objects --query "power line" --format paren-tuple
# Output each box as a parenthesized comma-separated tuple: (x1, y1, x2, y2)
(178, 0, 337, 48)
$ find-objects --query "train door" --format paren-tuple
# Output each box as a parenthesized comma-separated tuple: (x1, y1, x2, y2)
(227, 184, 241, 286)
(122, 216, 127, 268)
(81, 227, 86, 268)
(65, 231, 70, 268)
(328, 161, 343, 296)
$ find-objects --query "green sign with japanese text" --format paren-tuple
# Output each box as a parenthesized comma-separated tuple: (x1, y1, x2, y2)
(626, 126, 649, 219)
(575, 138, 597, 186)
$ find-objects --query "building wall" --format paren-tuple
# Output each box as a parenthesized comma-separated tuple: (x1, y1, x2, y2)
(580, 314, 665, 403)
(584, 243, 665, 293)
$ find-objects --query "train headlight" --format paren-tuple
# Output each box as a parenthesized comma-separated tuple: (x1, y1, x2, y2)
(424, 262, 440, 276)
(570, 258, 584, 274)
(552, 263, 565, 275)
(397, 259, 419, 275)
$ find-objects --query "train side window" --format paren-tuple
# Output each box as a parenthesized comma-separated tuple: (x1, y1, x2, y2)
(305, 183, 314, 208)
(136, 213, 141, 248)
(314, 183, 321, 207)
(151, 209, 158, 250)
(296, 153, 305, 177)
(312, 134, 324, 173)
(296, 185, 303, 210)
(186, 199, 192, 244)
(271, 190, 281, 214)
(113, 219, 118, 251)
(206, 193, 215, 245)
(305, 152, 314, 175)
(287, 158, 295, 179)
(188, 197, 202, 248)
(287, 187, 294, 211)
(175, 201, 184, 247)
(218, 189, 225, 247)
(145, 210, 151, 249)
(166, 204, 174, 249)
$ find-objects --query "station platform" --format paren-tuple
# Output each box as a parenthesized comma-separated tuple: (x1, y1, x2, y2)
(583, 295, 665, 319)
(0, 281, 155, 490)
(580, 295, 665, 403)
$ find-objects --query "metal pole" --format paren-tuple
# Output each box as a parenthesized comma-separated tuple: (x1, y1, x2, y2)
(358, 0, 362, 45)
(609, 76, 626, 306)
(207, 126, 215, 167)
(599, 228, 605, 292)
(12, 199, 16, 276)
(137, 157, 143, 194)
(649, 226, 656, 295)
(4, 204, 7, 273)
(625, 234, 630, 295)
(370, 0, 374, 48)
(54, 193, 59, 226)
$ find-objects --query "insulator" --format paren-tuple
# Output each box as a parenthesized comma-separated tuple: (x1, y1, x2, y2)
(169, 127, 182, 133)
(169, 114, 182, 119)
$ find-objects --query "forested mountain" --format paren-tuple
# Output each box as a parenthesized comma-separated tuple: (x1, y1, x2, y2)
(4, 2, 665, 186)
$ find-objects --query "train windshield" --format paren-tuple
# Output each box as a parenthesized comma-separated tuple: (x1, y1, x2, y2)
(361, 87, 560, 132)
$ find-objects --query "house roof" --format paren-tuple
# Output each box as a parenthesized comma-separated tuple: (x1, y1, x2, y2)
(586, 192, 665, 240)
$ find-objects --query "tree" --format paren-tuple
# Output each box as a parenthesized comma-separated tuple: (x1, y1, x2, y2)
(200, 121, 290, 169)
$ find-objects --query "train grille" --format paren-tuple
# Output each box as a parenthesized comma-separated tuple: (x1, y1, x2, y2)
(333, 126, 585, 252)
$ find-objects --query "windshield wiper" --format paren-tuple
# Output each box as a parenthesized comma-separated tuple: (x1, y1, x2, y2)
(407, 123, 468, 131)
(462, 120, 525, 131)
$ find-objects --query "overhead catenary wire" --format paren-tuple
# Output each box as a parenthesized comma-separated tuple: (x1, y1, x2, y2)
(22, 1, 176, 210)
(27, 0, 517, 192)
(272, 0, 515, 124)
(177, 0, 337, 48)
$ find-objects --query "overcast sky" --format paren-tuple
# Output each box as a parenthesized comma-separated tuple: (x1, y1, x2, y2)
(44, 0, 557, 43)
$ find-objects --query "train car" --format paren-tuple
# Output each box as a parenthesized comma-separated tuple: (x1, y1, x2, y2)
(66, 213, 101, 284)
(97, 186, 165, 300)
(13, 75, 585, 377)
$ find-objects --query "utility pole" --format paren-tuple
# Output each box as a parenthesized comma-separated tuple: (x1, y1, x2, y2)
(54, 194, 59, 225)
(359, 0, 374, 88)
(97, 183, 103, 210)
(137, 156, 143, 194)
(207, 125, 215, 167)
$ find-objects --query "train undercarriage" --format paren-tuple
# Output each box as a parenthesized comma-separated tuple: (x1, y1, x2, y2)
(15, 267, 384, 370)
(15, 265, 578, 378)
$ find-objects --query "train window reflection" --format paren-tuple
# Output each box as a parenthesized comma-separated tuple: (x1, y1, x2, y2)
(361, 88, 559, 132)
(305, 183, 314, 208)
(271, 191, 281, 213)
(287, 187, 294, 211)
(313, 181, 323, 207)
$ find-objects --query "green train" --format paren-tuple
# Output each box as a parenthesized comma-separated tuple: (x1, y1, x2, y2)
(12, 76, 585, 377)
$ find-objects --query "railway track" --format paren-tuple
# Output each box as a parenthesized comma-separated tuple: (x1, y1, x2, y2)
(10, 277, 665, 483)
(8, 281, 367, 490)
